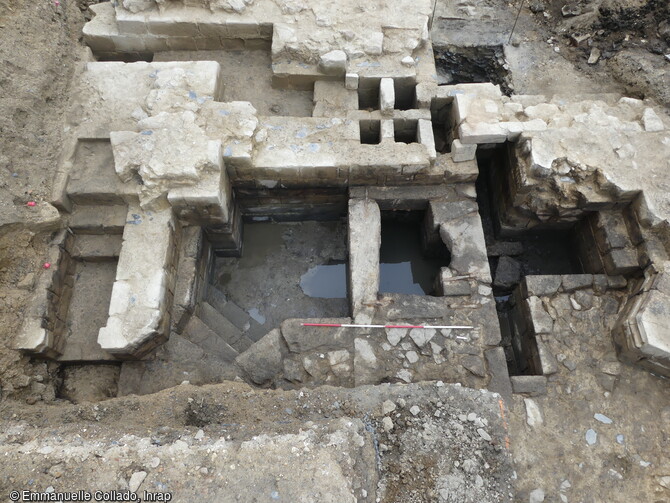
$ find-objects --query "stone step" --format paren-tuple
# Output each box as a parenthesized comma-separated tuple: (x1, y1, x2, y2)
(182, 315, 239, 362)
(205, 283, 228, 313)
(68, 204, 127, 235)
(205, 283, 269, 344)
(70, 234, 123, 261)
(197, 302, 253, 353)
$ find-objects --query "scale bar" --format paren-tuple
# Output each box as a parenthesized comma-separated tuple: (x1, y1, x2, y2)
(301, 323, 474, 329)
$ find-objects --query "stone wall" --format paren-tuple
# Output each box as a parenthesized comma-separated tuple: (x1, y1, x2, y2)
(15, 231, 76, 359)
(506, 273, 629, 395)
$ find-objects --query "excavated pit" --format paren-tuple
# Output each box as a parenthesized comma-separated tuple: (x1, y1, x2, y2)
(477, 147, 586, 375)
(212, 219, 349, 329)
(379, 210, 451, 296)
(434, 46, 513, 95)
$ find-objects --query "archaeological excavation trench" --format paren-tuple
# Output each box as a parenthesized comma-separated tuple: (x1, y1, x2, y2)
(4, 0, 670, 500)
(12, 0, 670, 401)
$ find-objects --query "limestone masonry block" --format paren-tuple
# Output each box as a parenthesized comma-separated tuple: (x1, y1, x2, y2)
(312, 81, 358, 117)
(98, 205, 175, 357)
(451, 139, 477, 162)
(379, 78, 395, 115)
(511, 375, 547, 396)
(439, 214, 492, 283)
(318, 50, 347, 76)
(111, 111, 223, 206)
(348, 199, 381, 322)
(345, 73, 359, 90)
(459, 122, 507, 144)
(417, 119, 436, 160)
(380, 120, 395, 141)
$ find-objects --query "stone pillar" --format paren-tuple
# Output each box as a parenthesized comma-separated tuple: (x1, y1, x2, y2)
(379, 78, 395, 115)
(348, 198, 381, 323)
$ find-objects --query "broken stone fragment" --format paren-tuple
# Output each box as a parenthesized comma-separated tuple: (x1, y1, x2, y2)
(318, 50, 347, 76)
(386, 328, 407, 346)
(235, 329, 284, 385)
(345, 72, 358, 90)
(642, 108, 664, 132)
(408, 328, 436, 347)
(382, 400, 396, 415)
(401, 56, 415, 67)
(128, 471, 147, 493)
(461, 355, 486, 377)
(526, 296, 554, 334)
(493, 256, 522, 289)
(587, 48, 601, 65)
(524, 398, 543, 427)
(561, 3, 581, 17)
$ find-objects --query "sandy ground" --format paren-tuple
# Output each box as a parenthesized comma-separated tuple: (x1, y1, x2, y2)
(508, 291, 670, 502)
(0, 0, 87, 401)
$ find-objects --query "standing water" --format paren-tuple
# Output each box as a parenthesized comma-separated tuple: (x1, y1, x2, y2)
(379, 211, 450, 296)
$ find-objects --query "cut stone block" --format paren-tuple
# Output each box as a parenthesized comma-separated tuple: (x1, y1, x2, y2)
(417, 119, 436, 160)
(379, 78, 395, 114)
(603, 247, 639, 276)
(536, 339, 558, 375)
(522, 275, 562, 297)
(348, 199, 381, 321)
(345, 72, 359, 90)
(511, 375, 548, 395)
(318, 50, 347, 76)
(312, 81, 358, 117)
(561, 274, 593, 292)
(635, 289, 670, 359)
(451, 139, 478, 162)
(281, 318, 354, 353)
(70, 234, 123, 260)
(439, 214, 491, 283)
(69, 205, 127, 235)
(458, 121, 507, 144)
(484, 347, 513, 407)
(98, 204, 175, 357)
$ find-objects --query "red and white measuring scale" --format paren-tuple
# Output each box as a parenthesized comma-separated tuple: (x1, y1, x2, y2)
(302, 323, 473, 329)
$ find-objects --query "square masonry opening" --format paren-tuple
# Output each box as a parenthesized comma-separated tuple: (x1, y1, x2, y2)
(379, 210, 451, 296)
(393, 119, 419, 144)
(433, 45, 512, 95)
(212, 220, 349, 329)
(360, 120, 382, 144)
(431, 99, 454, 154)
(358, 77, 381, 110)
(394, 78, 417, 110)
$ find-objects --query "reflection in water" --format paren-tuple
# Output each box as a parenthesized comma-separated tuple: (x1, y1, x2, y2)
(300, 262, 347, 298)
(379, 262, 425, 295)
(379, 219, 450, 295)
